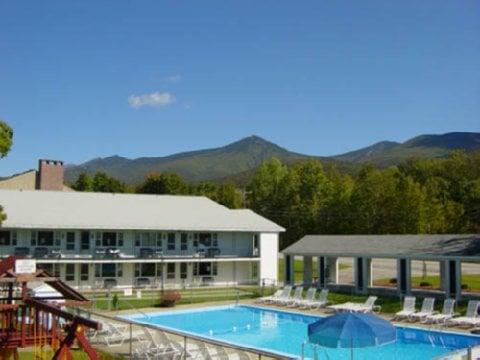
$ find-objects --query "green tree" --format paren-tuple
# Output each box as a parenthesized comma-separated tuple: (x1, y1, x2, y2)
(92, 172, 127, 193)
(136, 173, 188, 195)
(216, 183, 243, 209)
(0, 121, 13, 158)
(72, 173, 93, 191)
(0, 120, 13, 225)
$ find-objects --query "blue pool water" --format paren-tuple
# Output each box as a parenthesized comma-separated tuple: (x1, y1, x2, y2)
(123, 305, 480, 359)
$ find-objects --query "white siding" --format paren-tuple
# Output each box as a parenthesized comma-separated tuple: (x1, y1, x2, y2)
(259, 233, 279, 284)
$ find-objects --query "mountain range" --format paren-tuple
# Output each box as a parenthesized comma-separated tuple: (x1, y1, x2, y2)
(64, 132, 480, 185)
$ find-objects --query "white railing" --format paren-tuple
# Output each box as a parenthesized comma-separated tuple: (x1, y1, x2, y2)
(433, 345, 480, 360)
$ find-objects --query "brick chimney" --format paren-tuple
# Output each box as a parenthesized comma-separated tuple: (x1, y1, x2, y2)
(36, 159, 65, 191)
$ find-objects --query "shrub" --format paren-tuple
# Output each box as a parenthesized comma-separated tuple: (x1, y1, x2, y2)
(389, 278, 397, 284)
(160, 291, 182, 307)
(461, 284, 469, 290)
(112, 294, 119, 310)
(419, 281, 431, 287)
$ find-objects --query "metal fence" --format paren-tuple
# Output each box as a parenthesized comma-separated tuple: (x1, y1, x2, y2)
(72, 307, 294, 360)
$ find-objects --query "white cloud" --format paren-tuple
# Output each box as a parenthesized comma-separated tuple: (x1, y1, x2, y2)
(164, 74, 181, 83)
(128, 92, 176, 109)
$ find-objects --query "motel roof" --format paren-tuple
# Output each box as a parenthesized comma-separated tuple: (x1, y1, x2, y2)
(0, 189, 285, 233)
(282, 234, 480, 260)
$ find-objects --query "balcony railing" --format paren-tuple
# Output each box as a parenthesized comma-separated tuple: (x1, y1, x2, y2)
(2, 246, 260, 260)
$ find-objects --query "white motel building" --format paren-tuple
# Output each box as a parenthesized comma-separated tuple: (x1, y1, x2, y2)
(0, 188, 284, 290)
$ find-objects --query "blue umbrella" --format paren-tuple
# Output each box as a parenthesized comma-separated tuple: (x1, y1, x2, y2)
(308, 312, 396, 349)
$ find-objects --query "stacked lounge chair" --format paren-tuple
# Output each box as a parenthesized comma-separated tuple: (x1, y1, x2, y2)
(291, 287, 317, 308)
(329, 296, 379, 313)
(266, 286, 292, 305)
(279, 287, 303, 306)
(303, 289, 329, 310)
(447, 300, 480, 328)
(394, 296, 416, 320)
(255, 289, 282, 304)
(409, 297, 435, 322)
(425, 299, 457, 325)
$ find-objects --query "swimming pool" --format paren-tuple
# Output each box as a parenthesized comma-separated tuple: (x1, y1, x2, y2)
(122, 305, 480, 359)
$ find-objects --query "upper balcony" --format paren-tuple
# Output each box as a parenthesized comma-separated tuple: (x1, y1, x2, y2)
(5, 245, 260, 261)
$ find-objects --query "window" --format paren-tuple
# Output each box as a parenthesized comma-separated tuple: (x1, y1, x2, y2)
(156, 233, 163, 249)
(11, 231, 17, 246)
(199, 262, 212, 276)
(118, 232, 124, 247)
(54, 232, 61, 247)
(167, 263, 175, 279)
(180, 233, 188, 251)
(38, 263, 60, 277)
(80, 264, 89, 281)
(193, 233, 199, 248)
(251, 263, 258, 280)
(167, 233, 176, 251)
(135, 263, 156, 277)
(180, 263, 188, 279)
(195, 262, 217, 276)
(212, 234, 218, 247)
(138, 232, 155, 247)
(199, 233, 212, 247)
(37, 231, 54, 246)
(95, 263, 117, 278)
(102, 232, 117, 247)
(66, 264, 75, 281)
(0, 231, 10, 246)
(81, 232, 90, 250)
(66, 232, 75, 250)
(95, 232, 101, 247)
(156, 263, 163, 277)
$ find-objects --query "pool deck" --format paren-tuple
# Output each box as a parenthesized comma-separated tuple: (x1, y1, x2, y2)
(105, 298, 478, 335)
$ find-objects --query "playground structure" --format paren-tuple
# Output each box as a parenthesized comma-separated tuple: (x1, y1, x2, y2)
(0, 256, 100, 360)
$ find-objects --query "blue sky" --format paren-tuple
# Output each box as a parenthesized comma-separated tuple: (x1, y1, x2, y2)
(0, 0, 479, 175)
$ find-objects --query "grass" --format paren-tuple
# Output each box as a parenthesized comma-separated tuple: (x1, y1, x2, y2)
(375, 275, 480, 291)
(90, 286, 260, 311)
(278, 258, 350, 282)
(18, 349, 121, 360)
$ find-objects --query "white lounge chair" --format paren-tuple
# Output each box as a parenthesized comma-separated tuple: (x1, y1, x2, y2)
(268, 286, 292, 305)
(210, 344, 252, 360)
(394, 296, 416, 320)
(447, 301, 480, 327)
(142, 328, 190, 358)
(293, 288, 317, 308)
(329, 296, 379, 313)
(281, 287, 303, 306)
(425, 299, 457, 325)
(305, 289, 329, 310)
(409, 297, 435, 322)
(255, 289, 282, 304)
(96, 322, 128, 346)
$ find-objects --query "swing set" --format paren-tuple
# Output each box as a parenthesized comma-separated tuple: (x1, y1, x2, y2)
(0, 256, 100, 360)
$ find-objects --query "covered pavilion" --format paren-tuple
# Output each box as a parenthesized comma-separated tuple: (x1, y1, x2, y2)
(282, 234, 480, 300)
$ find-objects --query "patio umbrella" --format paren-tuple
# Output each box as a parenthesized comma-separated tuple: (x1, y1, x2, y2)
(308, 312, 396, 358)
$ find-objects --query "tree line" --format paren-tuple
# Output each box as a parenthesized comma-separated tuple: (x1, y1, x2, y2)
(72, 172, 243, 209)
(72, 150, 480, 248)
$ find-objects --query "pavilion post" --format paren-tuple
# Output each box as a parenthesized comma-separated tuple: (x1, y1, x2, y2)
(326, 257, 339, 285)
(396, 258, 411, 295)
(303, 256, 313, 287)
(441, 259, 462, 300)
(284, 255, 295, 286)
(317, 256, 326, 288)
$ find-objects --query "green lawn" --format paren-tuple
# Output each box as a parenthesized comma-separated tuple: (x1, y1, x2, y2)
(278, 258, 350, 282)
(89, 286, 261, 311)
(18, 349, 121, 360)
